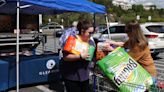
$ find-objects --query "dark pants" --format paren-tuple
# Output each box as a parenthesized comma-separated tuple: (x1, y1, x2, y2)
(63, 79, 89, 92)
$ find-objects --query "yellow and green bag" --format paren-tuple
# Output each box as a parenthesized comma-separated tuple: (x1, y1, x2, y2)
(64, 35, 95, 61)
(97, 47, 153, 92)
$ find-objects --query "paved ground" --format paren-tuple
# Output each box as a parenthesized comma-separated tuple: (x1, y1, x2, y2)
(154, 52, 164, 81)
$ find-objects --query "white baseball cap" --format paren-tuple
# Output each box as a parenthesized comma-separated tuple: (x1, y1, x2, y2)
(72, 21, 78, 27)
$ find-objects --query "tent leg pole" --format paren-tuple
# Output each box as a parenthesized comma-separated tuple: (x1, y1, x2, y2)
(105, 14, 111, 39)
(93, 13, 96, 31)
(16, 1, 20, 92)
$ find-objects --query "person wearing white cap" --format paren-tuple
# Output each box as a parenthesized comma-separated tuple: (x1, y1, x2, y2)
(59, 21, 78, 47)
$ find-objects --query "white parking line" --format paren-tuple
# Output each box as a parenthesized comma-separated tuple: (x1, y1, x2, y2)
(36, 85, 55, 92)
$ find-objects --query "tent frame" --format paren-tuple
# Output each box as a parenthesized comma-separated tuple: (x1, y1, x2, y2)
(16, 1, 20, 92)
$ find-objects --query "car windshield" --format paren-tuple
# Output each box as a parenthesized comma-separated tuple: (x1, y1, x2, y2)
(49, 26, 55, 29)
(55, 26, 62, 29)
(98, 25, 107, 32)
(102, 25, 125, 34)
(146, 25, 164, 33)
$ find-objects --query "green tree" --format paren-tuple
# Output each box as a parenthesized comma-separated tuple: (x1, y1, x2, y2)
(43, 0, 164, 26)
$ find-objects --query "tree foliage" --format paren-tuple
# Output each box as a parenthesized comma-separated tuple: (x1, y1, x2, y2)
(43, 0, 164, 27)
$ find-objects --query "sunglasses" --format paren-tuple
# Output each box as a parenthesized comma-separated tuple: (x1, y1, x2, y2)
(88, 32, 94, 34)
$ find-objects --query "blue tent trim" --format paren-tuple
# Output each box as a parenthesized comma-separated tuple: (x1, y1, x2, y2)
(0, 0, 106, 14)
(40, 0, 106, 13)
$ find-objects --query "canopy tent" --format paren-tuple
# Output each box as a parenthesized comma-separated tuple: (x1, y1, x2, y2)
(0, 0, 106, 92)
(0, 0, 106, 14)
(40, 0, 106, 14)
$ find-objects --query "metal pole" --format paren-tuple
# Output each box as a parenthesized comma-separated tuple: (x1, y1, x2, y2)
(39, 14, 43, 32)
(93, 13, 96, 32)
(92, 13, 97, 92)
(105, 14, 111, 39)
(39, 14, 45, 53)
(16, 0, 20, 92)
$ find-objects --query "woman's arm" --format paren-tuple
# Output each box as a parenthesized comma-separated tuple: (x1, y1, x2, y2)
(63, 51, 90, 62)
(105, 40, 124, 47)
(63, 52, 81, 61)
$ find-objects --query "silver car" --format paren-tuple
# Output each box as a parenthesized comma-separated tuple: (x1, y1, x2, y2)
(95, 23, 127, 42)
(41, 23, 64, 35)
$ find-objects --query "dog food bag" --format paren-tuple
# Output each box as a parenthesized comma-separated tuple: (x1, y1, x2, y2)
(64, 35, 95, 61)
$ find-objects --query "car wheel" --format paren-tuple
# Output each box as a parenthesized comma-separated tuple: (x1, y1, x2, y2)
(151, 52, 159, 58)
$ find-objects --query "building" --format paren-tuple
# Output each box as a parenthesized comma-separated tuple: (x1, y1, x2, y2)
(143, 2, 156, 10)
(112, 0, 156, 10)
(112, 0, 132, 10)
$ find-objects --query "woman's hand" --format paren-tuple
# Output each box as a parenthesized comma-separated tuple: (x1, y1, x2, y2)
(104, 44, 115, 51)
(115, 42, 124, 46)
(80, 49, 90, 60)
(105, 40, 124, 47)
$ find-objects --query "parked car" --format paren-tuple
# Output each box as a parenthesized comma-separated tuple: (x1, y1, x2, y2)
(94, 23, 127, 42)
(140, 22, 164, 56)
(97, 24, 107, 33)
(93, 22, 164, 57)
(41, 22, 64, 35)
